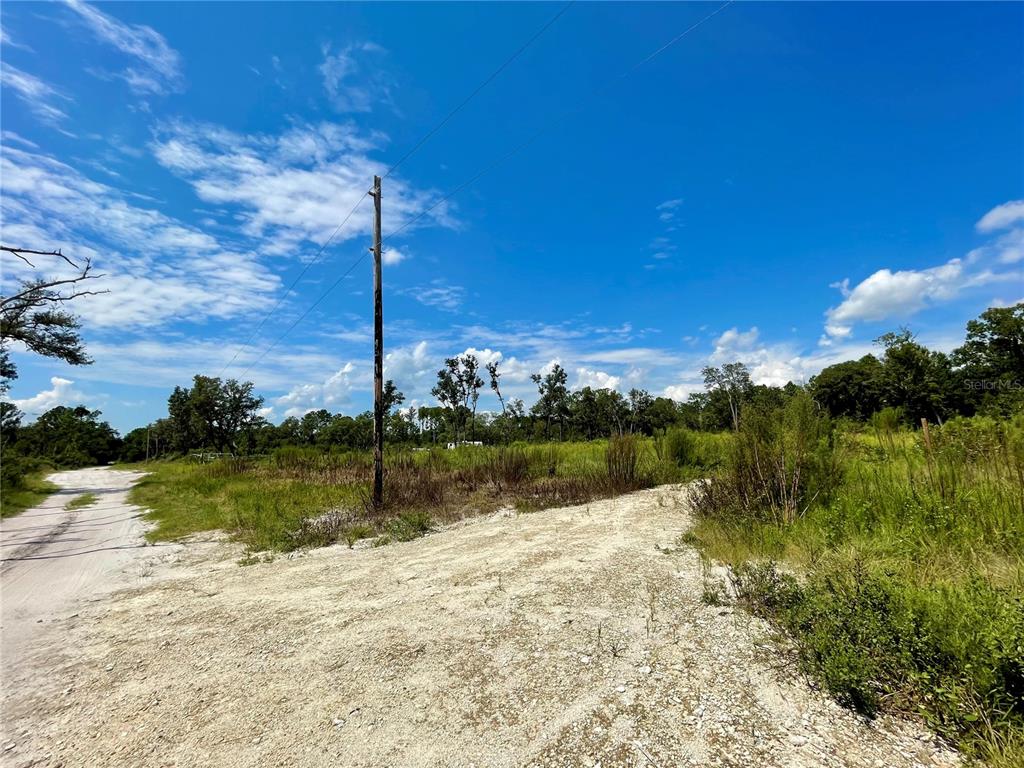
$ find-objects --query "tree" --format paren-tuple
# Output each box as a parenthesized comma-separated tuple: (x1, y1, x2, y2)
(627, 388, 654, 434)
(382, 379, 405, 416)
(0, 247, 106, 391)
(875, 330, 958, 424)
(16, 405, 121, 467)
(702, 362, 753, 431)
(165, 376, 264, 453)
(431, 355, 483, 442)
(809, 355, 884, 420)
(953, 303, 1024, 414)
(531, 364, 570, 440)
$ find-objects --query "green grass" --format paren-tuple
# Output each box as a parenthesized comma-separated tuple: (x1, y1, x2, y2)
(0, 471, 58, 518)
(126, 436, 708, 554)
(687, 413, 1024, 766)
(66, 492, 99, 510)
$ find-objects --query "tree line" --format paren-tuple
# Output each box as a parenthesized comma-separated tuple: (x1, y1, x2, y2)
(1, 303, 1020, 476)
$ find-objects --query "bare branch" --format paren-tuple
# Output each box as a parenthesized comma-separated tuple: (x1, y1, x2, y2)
(1, 245, 80, 270)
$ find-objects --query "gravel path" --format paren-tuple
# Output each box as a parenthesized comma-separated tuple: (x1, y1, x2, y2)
(0, 483, 959, 767)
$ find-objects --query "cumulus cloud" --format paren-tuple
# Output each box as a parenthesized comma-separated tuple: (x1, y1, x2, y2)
(822, 259, 1007, 339)
(382, 247, 407, 266)
(275, 362, 358, 417)
(152, 121, 453, 256)
(65, 0, 184, 95)
(976, 200, 1024, 233)
(711, 327, 760, 360)
(573, 367, 620, 391)
(8, 377, 87, 416)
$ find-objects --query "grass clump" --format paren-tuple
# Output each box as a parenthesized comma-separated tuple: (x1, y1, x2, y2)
(66, 492, 99, 510)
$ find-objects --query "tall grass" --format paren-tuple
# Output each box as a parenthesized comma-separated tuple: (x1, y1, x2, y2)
(687, 410, 1024, 764)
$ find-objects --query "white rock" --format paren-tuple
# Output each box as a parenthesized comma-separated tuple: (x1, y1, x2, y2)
(789, 735, 807, 747)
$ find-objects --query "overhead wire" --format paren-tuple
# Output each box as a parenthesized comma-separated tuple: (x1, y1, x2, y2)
(230, 2, 576, 377)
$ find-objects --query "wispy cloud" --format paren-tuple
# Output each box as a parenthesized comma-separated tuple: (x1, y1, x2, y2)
(319, 41, 392, 113)
(976, 199, 1024, 233)
(0, 145, 280, 330)
(0, 64, 72, 127)
(152, 120, 454, 256)
(64, 0, 183, 95)
(403, 280, 465, 312)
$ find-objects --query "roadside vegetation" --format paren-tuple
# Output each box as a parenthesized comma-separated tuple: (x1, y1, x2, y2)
(0, 468, 57, 519)
(129, 436, 722, 552)
(3, 296, 1020, 762)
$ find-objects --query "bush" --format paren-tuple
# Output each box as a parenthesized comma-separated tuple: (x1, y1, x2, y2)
(732, 558, 1024, 761)
(693, 393, 842, 525)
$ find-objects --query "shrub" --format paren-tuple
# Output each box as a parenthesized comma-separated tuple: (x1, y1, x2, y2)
(732, 558, 1024, 760)
(693, 393, 843, 525)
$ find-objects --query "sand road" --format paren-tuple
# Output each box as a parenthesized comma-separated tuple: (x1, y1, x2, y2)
(0, 467, 153, 675)
(1, 480, 958, 767)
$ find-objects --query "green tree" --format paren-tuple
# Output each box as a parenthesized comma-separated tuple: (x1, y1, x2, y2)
(531, 364, 570, 440)
(165, 376, 264, 453)
(0, 248, 103, 393)
(17, 406, 121, 467)
(875, 330, 958, 424)
(702, 362, 753, 431)
(952, 303, 1024, 414)
(809, 355, 884, 420)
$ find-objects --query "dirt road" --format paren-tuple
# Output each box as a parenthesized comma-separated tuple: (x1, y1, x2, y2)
(0, 467, 158, 674)
(0, 484, 958, 767)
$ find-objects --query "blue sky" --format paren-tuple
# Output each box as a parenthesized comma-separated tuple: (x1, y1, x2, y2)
(1, 1, 1021, 433)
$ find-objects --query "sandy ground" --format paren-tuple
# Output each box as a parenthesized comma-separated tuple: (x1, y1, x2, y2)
(0, 467, 161, 672)
(0, 480, 959, 767)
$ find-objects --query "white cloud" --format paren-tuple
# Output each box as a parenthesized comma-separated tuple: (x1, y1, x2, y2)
(384, 340, 434, 387)
(822, 259, 1011, 339)
(711, 327, 760, 360)
(319, 41, 391, 112)
(0, 145, 280, 329)
(0, 64, 71, 126)
(1, 25, 33, 52)
(65, 0, 183, 95)
(275, 362, 357, 417)
(403, 281, 465, 312)
(382, 247, 407, 266)
(152, 121, 453, 256)
(977, 200, 1024, 233)
(573, 367, 620, 391)
(8, 377, 87, 416)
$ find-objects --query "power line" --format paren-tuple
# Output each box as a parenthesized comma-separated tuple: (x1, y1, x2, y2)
(381, 1, 575, 182)
(382, 1, 733, 246)
(242, 2, 733, 375)
(216, 193, 369, 376)
(220, 2, 574, 378)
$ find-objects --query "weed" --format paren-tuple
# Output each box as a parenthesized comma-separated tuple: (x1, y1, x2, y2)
(66, 492, 98, 510)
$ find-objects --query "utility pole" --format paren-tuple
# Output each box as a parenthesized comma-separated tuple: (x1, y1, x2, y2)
(370, 175, 384, 509)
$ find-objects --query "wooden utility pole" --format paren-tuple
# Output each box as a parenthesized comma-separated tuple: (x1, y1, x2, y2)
(371, 175, 384, 509)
